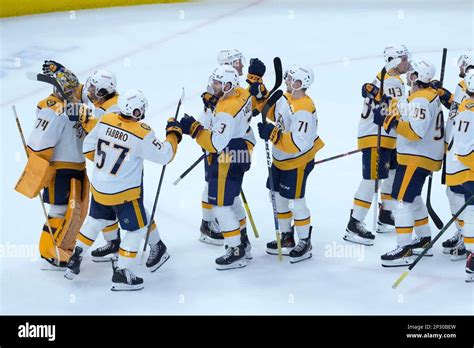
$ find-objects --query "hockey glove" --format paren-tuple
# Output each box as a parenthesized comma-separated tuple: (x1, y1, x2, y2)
(257, 122, 281, 143)
(201, 92, 219, 112)
(180, 114, 203, 139)
(361, 83, 380, 100)
(42, 60, 66, 76)
(431, 80, 453, 109)
(166, 118, 183, 143)
(248, 82, 269, 101)
(246, 58, 266, 84)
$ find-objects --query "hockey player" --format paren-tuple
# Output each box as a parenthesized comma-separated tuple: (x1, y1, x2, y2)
(438, 51, 474, 260)
(258, 65, 325, 263)
(445, 70, 474, 282)
(15, 69, 89, 269)
(198, 50, 267, 260)
(344, 44, 411, 246)
(180, 65, 254, 270)
(42, 61, 123, 262)
(64, 89, 182, 291)
(373, 59, 444, 267)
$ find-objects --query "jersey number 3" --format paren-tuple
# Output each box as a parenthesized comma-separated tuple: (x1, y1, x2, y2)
(96, 139, 130, 175)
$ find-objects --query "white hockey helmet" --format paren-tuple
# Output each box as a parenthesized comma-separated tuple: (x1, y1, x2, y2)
(284, 65, 314, 89)
(407, 59, 436, 84)
(464, 71, 474, 93)
(117, 89, 148, 120)
(86, 69, 117, 97)
(458, 51, 474, 70)
(384, 44, 410, 62)
(211, 65, 239, 94)
(217, 49, 246, 66)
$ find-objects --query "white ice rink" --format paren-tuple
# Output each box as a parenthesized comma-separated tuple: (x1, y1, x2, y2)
(0, 0, 473, 314)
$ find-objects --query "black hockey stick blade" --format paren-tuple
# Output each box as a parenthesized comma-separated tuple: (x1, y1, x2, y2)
(26, 72, 69, 101)
(269, 57, 283, 95)
(262, 89, 283, 122)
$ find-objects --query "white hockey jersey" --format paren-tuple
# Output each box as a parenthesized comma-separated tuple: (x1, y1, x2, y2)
(445, 80, 467, 183)
(395, 87, 444, 171)
(27, 94, 85, 170)
(358, 70, 406, 150)
(83, 113, 178, 206)
(445, 98, 474, 186)
(195, 86, 255, 153)
(268, 92, 324, 170)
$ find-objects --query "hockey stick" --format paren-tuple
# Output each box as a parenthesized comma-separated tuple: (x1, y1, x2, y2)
(240, 189, 259, 238)
(262, 89, 284, 261)
(392, 193, 474, 289)
(314, 149, 361, 166)
(372, 66, 388, 235)
(425, 48, 448, 230)
(12, 105, 61, 267)
(173, 153, 206, 185)
(141, 88, 185, 261)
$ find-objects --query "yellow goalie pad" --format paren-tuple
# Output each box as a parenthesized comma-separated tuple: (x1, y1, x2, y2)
(39, 175, 90, 263)
(15, 153, 55, 199)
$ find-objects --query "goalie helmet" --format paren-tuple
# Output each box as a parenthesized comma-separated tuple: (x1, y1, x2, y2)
(55, 69, 79, 100)
(117, 89, 148, 120)
(384, 44, 410, 63)
(211, 65, 239, 94)
(465, 71, 474, 93)
(86, 69, 117, 97)
(284, 65, 314, 89)
(407, 59, 435, 84)
(217, 49, 246, 66)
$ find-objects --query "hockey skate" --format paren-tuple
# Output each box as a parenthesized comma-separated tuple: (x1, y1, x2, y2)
(466, 252, 474, 283)
(410, 236, 433, 257)
(376, 206, 395, 233)
(381, 245, 414, 267)
(64, 246, 83, 280)
(146, 240, 170, 272)
(199, 219, 224, 246)
(91, 237, 120, 263)
(40, 257, 68, 271)
(442, 230, 462, 254)
(450, 242, 468, 261)
(111, 259, 144, 291)
(215, 244, 246, 270)
(344, 212, 375, 246)
(267, 228, 295, 256)
(289, 227, 313, 264)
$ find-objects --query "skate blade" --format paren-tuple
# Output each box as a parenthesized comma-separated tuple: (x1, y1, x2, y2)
(343, 231, 374, 246)
(111, 284, 144, 291)
(381, 257, 414, 268)
(215, 260, 247, 271)
(450, 253, 467, 261)
(148, 252, 170, 273)
(376, 223, 395, 234)
(199, 234, 224, 246)
(266, 247, 291, 256)
(92, 255, 117, 263)
(64, 269, 76, 280)
(465, 273, 474, 282)
(412, 248, 433, 257)
(290, 253, 312, 264)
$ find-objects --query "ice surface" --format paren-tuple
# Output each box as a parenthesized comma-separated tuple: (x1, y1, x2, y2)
(0, 0, 473, 314)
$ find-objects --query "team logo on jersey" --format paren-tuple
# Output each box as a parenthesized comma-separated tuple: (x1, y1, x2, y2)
(141, 123, 151, 130)
(47, 100, 56, 107)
